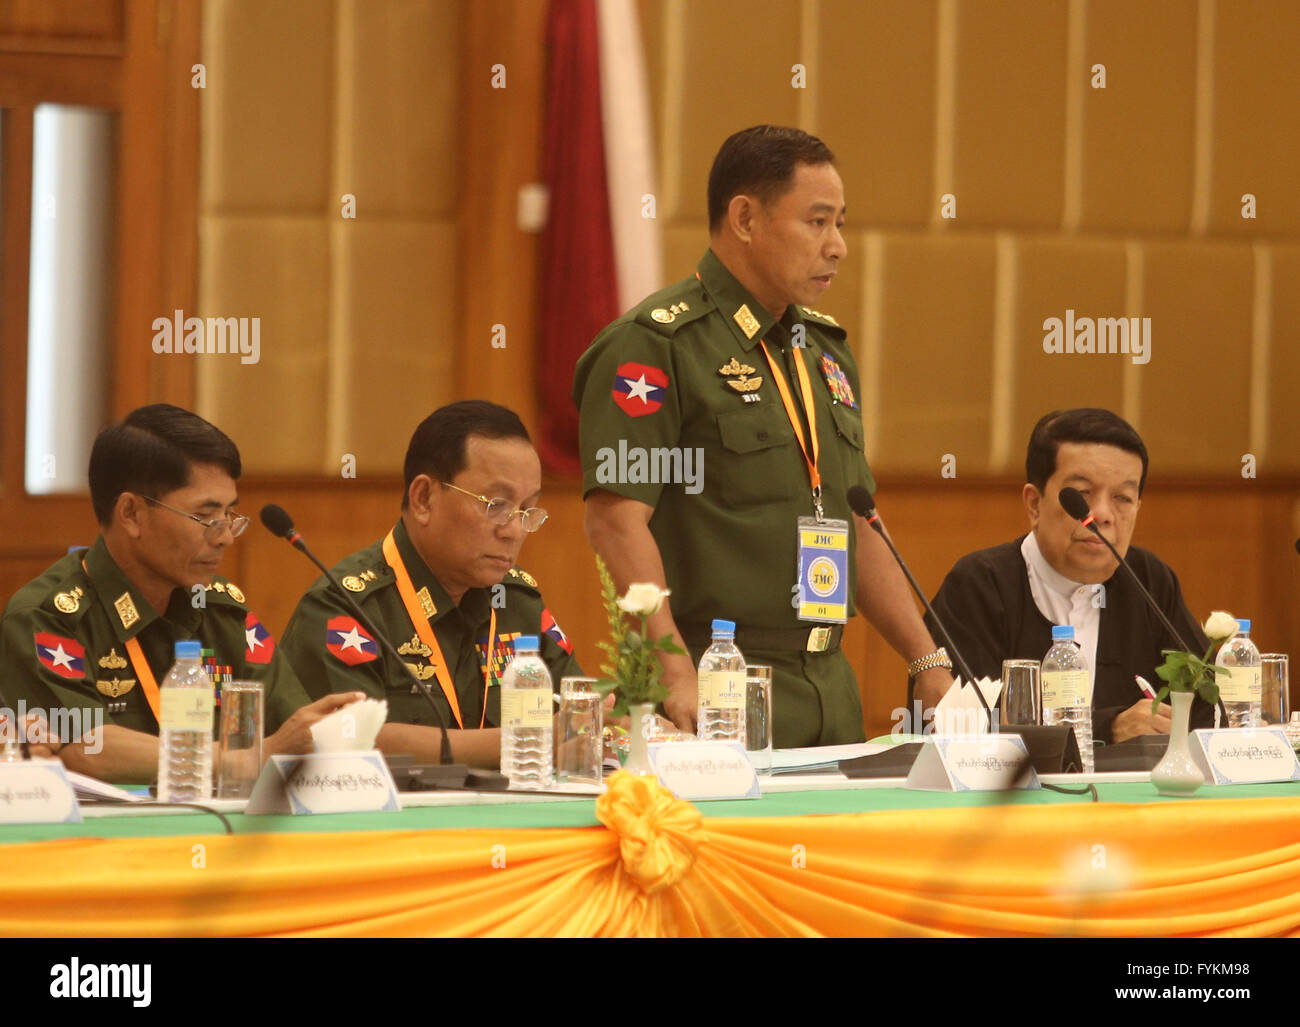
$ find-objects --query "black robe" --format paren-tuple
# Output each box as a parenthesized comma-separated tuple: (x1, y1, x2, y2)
(924, 535, 1215, 744)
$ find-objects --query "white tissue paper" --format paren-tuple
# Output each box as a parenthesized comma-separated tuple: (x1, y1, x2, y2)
(310, 698, 388, 752)
(931, 677, 1003, 735)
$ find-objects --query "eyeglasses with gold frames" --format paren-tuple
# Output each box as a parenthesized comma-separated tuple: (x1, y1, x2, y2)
(143, 496, 250, 541)
(437, 481, 548, 532)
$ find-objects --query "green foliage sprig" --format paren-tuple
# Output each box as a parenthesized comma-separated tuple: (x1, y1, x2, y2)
(592, 555, 685, 719)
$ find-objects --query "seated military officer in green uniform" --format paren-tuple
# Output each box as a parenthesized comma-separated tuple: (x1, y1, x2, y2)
(279, 401, 582, 768)
(573, 125, 955, 748)
(0, 404, 362, 783)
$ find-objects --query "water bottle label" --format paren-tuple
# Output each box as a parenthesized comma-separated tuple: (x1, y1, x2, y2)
(500, 688, 552, 728)
(160, 689, 214, 732)
(1218, 666, 1262, 703)
(698, 671, 745, 710)
(1041, 669, 1091, 709)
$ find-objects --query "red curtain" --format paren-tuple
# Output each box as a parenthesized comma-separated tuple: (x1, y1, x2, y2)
(535, 0, 620, 475)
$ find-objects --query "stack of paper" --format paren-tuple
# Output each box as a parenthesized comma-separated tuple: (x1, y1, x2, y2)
(769, 742, 890, 774)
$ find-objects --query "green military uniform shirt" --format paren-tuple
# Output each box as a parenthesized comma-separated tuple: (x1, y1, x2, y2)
(0, 537, 309, 736)
(278, 519, 582, 729)
(572, 249, 877, 748)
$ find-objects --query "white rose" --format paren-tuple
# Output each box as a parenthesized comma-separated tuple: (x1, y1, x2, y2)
(617, 583, 670, 617)
(1202, 611, 1239, 642)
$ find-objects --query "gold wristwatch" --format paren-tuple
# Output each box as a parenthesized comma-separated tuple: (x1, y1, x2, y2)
(907, 647, 953, 677)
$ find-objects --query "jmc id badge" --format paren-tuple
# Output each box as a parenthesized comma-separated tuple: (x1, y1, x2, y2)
(796, 516, 849, 623)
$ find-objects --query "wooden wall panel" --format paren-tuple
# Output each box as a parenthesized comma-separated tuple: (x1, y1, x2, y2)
(454, 0, 546, 431)
(0, 0, 123, 50)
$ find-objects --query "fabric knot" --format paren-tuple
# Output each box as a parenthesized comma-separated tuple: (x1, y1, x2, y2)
(596, 771, 703, 894)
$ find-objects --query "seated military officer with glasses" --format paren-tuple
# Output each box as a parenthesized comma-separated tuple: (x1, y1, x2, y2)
(0, 404, 362, 782)
(279, 400, 582, 768)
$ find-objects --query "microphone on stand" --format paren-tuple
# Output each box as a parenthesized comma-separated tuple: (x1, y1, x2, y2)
(845, 485, 988, 720)
(1056, 486, 1229, 723)
(261, 504, 502, 790)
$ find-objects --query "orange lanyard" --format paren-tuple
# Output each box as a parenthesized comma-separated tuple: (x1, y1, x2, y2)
(123, 638, 162, 724)
(759, 340, 826, 521)
(383, 530, 495, 730)
(82, 560, 161, 723)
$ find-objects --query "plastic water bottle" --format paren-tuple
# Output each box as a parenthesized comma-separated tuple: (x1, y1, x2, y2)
(157, 640, 215, 802)
(1041, 625, 1094, 773)
(1216, 619, 1262, 729)
(697, 619, 746, 742)
(500, 635, 554, 788)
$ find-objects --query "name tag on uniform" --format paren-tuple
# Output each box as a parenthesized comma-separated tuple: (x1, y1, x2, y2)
(796, 516, 849, 623)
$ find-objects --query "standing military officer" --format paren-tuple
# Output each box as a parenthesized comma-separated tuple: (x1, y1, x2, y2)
(0, 404, 362, 783)
(573, 125, 954, 747)
(278, 401, 582, 768)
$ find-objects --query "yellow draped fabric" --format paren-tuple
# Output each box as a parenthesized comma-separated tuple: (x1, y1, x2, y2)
(3, 773, 1300, 937)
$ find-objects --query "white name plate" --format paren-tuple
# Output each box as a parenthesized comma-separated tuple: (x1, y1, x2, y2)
(906, 734, 1041, 792)
(245, 751, 401, 815)
(648, 741, 761, 800)
(0, 758, 82, 824)
(1190, 727, 1300, 786)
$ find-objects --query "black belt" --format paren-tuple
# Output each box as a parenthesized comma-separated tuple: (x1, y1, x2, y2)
(679, 622, 844, 654)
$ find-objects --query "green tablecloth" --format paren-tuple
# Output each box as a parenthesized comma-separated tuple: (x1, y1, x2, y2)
(5, 779, 1300, 844)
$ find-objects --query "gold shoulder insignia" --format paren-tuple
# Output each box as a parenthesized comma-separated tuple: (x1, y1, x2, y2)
(53, 591, 80, 614)
(226, 583, 246, 604)
(801, 306, 840, 326)
(650, 307, 675, 324)
(342, 575, 365, 593)
(516, 570, 538, 588)
(210, 581, 226, 594)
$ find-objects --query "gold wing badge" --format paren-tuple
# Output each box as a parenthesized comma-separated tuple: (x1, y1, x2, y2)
(398, 634, 437, 688)
(718, 357, 763, 399)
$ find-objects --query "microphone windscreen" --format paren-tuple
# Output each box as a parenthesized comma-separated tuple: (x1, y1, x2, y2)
(260, 504, 296, 539)
(846, 485, 876, 518)
(1058, 487, 1091, 521)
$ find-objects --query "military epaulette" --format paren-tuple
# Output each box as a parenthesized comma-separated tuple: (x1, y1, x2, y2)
(635, 284, 713, 337)
(205, 578, 247, 605)
(799, 306, 847, 337)
(504, 567, 540, 591)
(339, 567, 388, 596)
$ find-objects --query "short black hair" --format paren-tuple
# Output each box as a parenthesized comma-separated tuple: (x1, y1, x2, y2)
(88, 404, 242, 525)
(707, 125, 836, 231)
(1025, 408, 1149, 496)
(402, 400, 531, 508)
